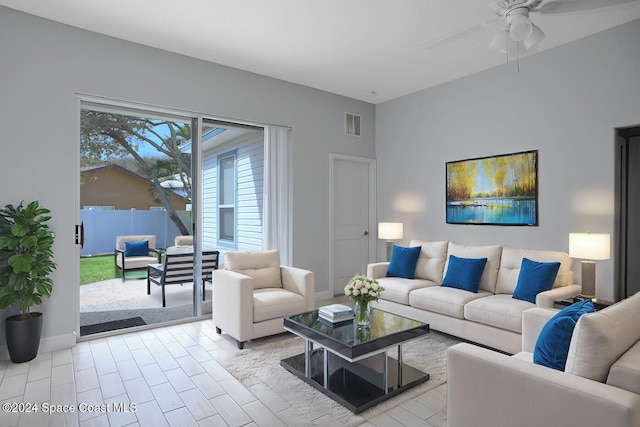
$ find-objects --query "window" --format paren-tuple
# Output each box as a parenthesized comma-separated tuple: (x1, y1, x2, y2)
(218, 151, 237, 244)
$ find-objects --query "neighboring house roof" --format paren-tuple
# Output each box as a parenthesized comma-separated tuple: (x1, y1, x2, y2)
(81, 164, 189, 210)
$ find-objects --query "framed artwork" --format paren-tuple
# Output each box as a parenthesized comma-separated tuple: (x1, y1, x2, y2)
(446, 150, 538, 226)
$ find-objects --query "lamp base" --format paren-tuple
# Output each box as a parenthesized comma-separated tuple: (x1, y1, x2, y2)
(386, 241, 394, 262)
(580, 260, 596, 299)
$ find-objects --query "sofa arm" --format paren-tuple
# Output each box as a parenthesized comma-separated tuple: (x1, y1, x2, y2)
(536, 284, 581, 308)
(521, 308, 557, 353)
(212, 270, 254, 342)
(281, 266, 315, 311)
(367, 262, 389, 279)
(448, 343, 640, 427)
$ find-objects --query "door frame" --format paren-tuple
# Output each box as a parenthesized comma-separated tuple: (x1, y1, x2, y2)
(328, 153, 377, 300)
(76, 95, 202, 339)
(615, 124, 640, 300)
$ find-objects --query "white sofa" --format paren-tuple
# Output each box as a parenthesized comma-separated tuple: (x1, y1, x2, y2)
(447, 292, 640, 427)
(367, 240, 581, 354)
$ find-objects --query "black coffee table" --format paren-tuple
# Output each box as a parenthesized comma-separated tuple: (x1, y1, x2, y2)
(281, 308, 430, 413)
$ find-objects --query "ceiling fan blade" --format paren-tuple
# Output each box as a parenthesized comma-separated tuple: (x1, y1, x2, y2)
(422, 18, 500, 50)
(538, 0, 638, 15)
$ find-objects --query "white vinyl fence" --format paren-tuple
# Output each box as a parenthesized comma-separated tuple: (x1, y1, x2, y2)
(80, 209, 191, 256)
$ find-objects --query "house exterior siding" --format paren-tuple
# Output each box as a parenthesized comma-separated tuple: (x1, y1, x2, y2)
(202, 134, 264, 252)
(81, 165, 188, 211)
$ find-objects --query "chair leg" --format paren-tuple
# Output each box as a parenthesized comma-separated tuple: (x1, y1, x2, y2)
(237, 340, 245, 350)
(162, 284, 166, 308)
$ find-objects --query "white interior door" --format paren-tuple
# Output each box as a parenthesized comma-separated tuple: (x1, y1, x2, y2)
(331, 155, 376, 296)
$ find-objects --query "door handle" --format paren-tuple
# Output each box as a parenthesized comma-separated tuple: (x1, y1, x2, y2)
(75, 222, 84, 248)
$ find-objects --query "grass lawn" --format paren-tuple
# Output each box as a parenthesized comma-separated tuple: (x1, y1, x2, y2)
(80, 255, 116, 285)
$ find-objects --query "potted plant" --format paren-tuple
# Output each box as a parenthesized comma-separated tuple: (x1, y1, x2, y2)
(0, 201, 56, 363)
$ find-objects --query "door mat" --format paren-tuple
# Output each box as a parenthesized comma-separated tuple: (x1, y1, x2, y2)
(80, 316, 146, 336)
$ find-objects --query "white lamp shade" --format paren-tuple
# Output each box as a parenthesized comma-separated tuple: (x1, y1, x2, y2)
(489, 28, 509, 54)
(569, 233, 611, 260)
(524, 23, 546, 50)
(509, 15, 532, 41)
(378, 222, 403, 240)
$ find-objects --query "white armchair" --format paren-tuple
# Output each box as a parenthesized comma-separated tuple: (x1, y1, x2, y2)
(213, 250, 314, 349)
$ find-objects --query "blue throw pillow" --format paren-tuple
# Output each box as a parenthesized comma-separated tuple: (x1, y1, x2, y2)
(441, 255, 487, 293)
(534, 299, 595, 371)
(386, 245, 422, 279)
(512, 258, 561, 304)
(124, 240, 149, 257)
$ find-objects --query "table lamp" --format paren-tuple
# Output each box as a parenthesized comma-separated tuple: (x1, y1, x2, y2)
(569, 233, 611, 299)
(378, 222, 403, 262)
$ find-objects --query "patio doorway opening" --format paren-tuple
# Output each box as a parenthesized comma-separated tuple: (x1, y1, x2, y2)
(77, 97, 292, 338)
(79, 101, 196, 336)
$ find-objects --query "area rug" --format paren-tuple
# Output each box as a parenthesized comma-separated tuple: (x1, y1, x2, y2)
(80, 316, 146, 336)
(216, 330, 461, 425)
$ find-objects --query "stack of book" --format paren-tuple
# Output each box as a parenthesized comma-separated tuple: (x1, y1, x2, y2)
(318, 304, 354, 323)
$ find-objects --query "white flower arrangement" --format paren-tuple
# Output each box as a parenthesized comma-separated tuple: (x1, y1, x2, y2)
(344, 274, 384, 304)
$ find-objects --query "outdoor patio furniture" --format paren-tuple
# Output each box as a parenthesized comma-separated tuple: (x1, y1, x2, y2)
(147, 249, 220, 307)
(213, 250, 315, 349)
(114, 235, 161, 281)
(174, 235, 193, 247)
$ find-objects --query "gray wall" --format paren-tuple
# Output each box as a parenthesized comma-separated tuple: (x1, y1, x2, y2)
(376, 19, 640, 302)
(0, 7, 375, 353)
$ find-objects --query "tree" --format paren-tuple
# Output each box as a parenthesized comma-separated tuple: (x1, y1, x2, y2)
(80, 110, 191, 235)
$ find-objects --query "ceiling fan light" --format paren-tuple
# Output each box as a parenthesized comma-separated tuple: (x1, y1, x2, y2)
(524, 23, 546, 50)
(509, 14, 532, 41)
(489, 29, 509, 54)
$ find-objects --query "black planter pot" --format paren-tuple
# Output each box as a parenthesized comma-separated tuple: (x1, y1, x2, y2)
(5, 312, 43, 363)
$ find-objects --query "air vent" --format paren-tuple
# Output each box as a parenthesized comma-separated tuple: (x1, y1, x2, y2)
(345, 113, 361, 137)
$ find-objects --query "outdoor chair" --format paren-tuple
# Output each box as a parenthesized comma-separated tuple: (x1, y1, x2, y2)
(114, 235, 160, 281)
(147, 249, 220, 307)
(174, 235, 193, 247)
(213, 250, 315, 349)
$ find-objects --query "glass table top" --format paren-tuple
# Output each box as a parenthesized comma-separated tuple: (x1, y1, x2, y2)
(284, 308, 429, 359)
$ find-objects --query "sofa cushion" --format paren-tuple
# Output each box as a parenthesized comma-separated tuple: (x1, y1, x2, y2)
(606, 340, 640, 395)
(446, 242, 502, 293)
(409, 286, 492, 319)
(386, 245, 421, 279)
(253, 288, 307, 322)
(512, 258, 560, 304)
(124, 240, 149, 257)
(378, 277, 437, 305)
(496, 247, 572, 295)
(441, 255, 487, 293)
(409, 240, 449, 283)
(225, 250, 281, 290)
(464, 295, 535, 333)
(565, 292, 640, 382)
(534, 299, 595, 371)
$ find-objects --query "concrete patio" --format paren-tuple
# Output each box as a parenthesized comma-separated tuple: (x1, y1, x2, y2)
(79, 277, 212, 336)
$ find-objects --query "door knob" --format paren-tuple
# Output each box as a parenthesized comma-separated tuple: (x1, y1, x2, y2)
(363, 231, 369, 236)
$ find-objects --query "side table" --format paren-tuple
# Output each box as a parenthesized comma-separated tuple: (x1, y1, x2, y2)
(554, 296, 614, 311)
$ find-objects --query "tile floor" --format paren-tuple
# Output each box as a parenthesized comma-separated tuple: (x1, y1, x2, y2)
(0, 317, 447, 427)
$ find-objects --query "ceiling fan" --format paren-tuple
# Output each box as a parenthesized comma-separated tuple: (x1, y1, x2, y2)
(423, 0, 639, 54)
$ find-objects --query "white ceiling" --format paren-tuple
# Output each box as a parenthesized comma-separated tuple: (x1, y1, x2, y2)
(2, 0, 640, 104)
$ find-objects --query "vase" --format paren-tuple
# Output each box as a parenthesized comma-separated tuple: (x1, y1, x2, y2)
(354, 300, 371, 327)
